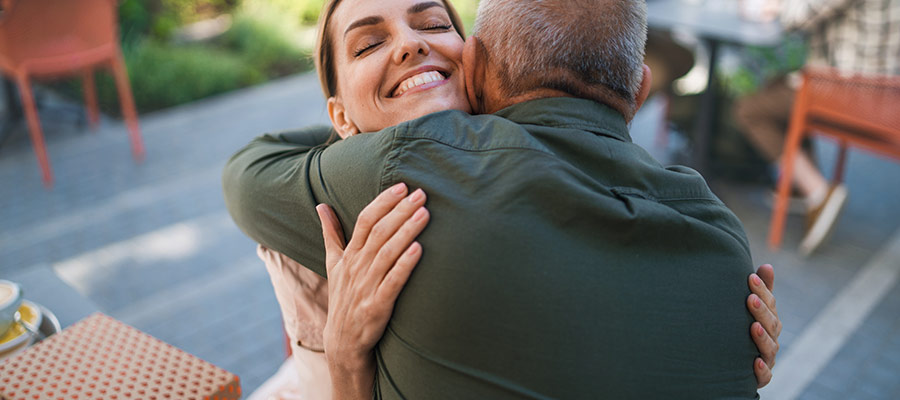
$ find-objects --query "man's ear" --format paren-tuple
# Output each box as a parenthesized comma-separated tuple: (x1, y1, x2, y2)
(327, 97, 359, 139)
(462, 36, 486, 114)
(634, 64, 653, 114)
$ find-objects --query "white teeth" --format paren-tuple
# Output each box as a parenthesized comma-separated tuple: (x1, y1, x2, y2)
(393, 71, 445, 97)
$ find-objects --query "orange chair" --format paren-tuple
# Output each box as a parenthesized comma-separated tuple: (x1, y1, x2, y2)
(0, 0, 144, 187)
(769, 67, 900, 250)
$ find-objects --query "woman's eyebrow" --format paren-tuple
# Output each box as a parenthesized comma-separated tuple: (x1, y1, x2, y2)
(344, 2, 445, 37)
(408, 1, 444, 15)
(345, 16, 384, 37)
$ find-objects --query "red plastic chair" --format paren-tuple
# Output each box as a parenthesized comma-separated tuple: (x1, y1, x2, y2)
(769, 67, 900, 250)
(0, 0, 144, 187)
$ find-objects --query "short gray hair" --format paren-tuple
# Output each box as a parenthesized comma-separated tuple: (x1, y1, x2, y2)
(473, 0, 647, 113)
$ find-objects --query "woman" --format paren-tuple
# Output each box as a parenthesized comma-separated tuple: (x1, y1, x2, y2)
(237, 0, 781, 397)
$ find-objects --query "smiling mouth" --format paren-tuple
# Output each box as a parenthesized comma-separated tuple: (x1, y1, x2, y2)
(391, 71, 449, 97)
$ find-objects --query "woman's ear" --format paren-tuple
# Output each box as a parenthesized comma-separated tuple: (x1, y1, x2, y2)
(327, 97, 360, 139)
(462, 36, 486, 114)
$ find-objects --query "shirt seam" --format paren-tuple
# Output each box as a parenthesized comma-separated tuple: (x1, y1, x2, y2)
(393, 135, 556, 156)
(519, 122, 628, 141)
(611, 186, 720, 203)
(379, 127, 403, 193)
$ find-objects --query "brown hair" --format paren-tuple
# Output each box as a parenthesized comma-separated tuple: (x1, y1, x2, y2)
(315, 0, 467, 98)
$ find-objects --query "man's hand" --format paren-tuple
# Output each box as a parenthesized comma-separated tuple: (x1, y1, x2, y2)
(318, 183, 430, 400)
(748, 264, 780, 388)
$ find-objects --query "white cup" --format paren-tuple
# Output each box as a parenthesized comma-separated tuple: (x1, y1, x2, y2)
(0, 280, 23, 337)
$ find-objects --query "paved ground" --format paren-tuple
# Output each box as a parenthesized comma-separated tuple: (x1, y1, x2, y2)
(1, 72, 898, 397)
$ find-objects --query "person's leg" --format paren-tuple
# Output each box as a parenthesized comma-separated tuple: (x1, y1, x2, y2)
(793, 151, 829, 207)
(733, 76, 829, 205)
(734, 75, 847, 254)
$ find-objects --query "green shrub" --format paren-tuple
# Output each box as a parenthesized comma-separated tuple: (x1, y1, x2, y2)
(219, 14, 312, 78)
(118, 0, 239, 45)
(77, 41, 264, 115)
(720, 36, 807, 97)
(239, 0, 325, 25)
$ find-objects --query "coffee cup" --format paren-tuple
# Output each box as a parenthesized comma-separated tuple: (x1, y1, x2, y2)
(0, 280, 23, 337)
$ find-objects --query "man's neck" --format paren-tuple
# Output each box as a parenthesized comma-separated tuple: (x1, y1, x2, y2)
(483, 89, 574, 115)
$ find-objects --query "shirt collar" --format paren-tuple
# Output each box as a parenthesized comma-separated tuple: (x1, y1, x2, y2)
(492, 97, 632, 143)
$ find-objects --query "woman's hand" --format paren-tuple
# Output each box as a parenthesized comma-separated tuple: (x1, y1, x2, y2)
(317, 183, 430, 399)
(748, 264, 780, 388)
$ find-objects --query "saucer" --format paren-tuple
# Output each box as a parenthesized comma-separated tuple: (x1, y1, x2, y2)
(0, 300, 42, 353)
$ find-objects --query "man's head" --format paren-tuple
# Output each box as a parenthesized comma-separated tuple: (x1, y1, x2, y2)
(463, 0, 651, 121)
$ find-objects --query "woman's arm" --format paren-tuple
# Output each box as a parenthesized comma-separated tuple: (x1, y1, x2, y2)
(316, 184, 430, 399)
(223, 126, 392, 276)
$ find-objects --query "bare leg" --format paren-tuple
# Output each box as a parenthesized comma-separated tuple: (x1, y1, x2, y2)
(791, 151, 828, 207)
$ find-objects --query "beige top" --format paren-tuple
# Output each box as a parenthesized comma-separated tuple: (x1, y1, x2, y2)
(256, 245, 332, 400)
(257, 244, 329, 352)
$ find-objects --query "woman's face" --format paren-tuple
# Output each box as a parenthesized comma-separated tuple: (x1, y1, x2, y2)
(328, 0, 471, 136)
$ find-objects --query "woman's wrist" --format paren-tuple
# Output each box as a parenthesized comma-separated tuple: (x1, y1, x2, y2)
(327, 349, 377, 399)
(326, 346, 373, 373)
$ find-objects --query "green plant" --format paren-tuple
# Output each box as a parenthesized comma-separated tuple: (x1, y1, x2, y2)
(448, 0, 479, 34)
(77, 41, 264, 114)
(719, 35, 807, 97)
(220, 13, 312, 78)
(239, 0, 325, 26)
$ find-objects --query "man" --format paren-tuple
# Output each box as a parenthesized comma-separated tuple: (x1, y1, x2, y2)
(734, 0, 900, 255)
(226, 0, 768, 397)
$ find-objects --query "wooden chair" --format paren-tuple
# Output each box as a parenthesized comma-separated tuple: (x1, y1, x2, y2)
(0, 0, 144, 187)
(769, 67, 900, 250)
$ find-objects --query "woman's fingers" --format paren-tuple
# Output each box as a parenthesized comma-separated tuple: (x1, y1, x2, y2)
(749, 273, 780, 337)
(359, 189, 427, 260)
(376, 241, 423, 304)
(751, 320, 779, 369)
(748, 264, 780, 385)
(317, 204, 347, 270)
(756, 263, 775, 291)
(370, 207, 429, 282)
(348, 183, 410, 252)
(748, 292, 781, 341)
(754, 357, 773, 388)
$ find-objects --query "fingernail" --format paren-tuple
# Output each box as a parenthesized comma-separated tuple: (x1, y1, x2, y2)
(757, 359, 765, 369)
(757, 325, 765, 337)
(392, 183, 406, 195)
(752, 274, 762, 286)
(409, 188, 424, 203)
(407, 242, 420, 255)
(754, 296, 762, 308)
(413, 207, 427, 222)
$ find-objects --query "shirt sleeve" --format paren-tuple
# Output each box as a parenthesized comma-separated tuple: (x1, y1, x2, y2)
(222, 125, 393, 277)
(780, 0, 858, 31)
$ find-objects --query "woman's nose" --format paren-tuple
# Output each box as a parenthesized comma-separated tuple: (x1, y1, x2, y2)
(392, 30, 430, 64)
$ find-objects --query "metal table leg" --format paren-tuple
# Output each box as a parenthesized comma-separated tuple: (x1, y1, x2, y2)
(691, 38, 720, 176)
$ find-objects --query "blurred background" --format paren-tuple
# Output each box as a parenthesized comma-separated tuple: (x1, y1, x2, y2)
(0, 0, 898, 398)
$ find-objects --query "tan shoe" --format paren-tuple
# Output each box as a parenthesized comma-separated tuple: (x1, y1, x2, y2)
(799, 184, 848, 256)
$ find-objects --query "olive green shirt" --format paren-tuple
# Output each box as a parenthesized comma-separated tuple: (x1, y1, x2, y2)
(223, 97, 759, 399)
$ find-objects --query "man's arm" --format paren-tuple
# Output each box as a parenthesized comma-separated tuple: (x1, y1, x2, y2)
(780, 0, 858, 31)
(222, 125, 391, 276)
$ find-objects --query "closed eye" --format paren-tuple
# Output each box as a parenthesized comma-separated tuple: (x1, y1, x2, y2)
(421, 24, 452, 31)
(353, 41, 383, 57)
